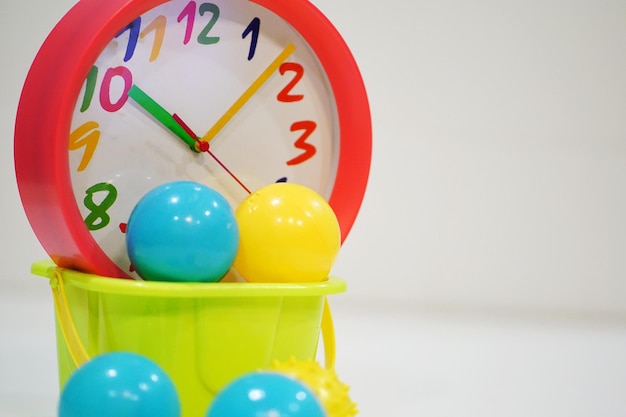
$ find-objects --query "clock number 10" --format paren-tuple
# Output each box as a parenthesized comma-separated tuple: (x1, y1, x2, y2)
(79, 65, 132, 113)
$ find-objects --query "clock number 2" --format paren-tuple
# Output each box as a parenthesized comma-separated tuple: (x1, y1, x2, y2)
(277, 62, 304, 102)
(83, 182, 118, 231)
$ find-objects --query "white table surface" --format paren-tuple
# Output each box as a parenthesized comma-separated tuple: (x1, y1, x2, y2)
(2, 276, 626, 417)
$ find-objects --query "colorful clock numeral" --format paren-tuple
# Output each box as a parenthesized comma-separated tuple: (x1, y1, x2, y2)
(69, 121, 101, 172)
(179, 1, 220, 46)
(116, 17, 141, 62)
(100, 66, 133, 112)
(242, 17, 260, 61)
(178, 1, 196, 45)
(277, 62, 305, 102)
(276, 63, 318, 165)
(140, 15, 167, 62)
(79, 66, 99, 113)
(197, 2, 221, 45)
(286, 120, 317, 165)
(83, 182, 118, 231)
(79, 65, 133, 113)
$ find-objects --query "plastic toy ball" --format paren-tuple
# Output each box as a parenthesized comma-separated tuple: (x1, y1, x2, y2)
(126, 181, 239, 282)
(58, 352, 180, 417)
(206, 371, 326, 417)
(233, 183, 340, 283)
(271, 358, 358, 417)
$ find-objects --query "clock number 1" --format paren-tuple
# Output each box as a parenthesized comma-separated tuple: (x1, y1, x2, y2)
(242, 17, 260, 60)
(84, 183, 118, 231)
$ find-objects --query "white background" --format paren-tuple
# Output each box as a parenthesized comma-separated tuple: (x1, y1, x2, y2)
(2, 0, 626, 416)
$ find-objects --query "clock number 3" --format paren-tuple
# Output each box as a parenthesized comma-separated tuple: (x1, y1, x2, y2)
(83, 182, 118, 231)
(287, 121, 317, 165)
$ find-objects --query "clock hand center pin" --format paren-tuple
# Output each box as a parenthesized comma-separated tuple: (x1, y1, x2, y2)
(172, 114, 252, 194)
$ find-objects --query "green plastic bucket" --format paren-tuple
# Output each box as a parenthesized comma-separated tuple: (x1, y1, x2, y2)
(31, 260, 346, 417)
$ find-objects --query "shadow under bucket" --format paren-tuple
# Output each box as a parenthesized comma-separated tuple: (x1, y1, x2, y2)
(31, 260, 346, 417)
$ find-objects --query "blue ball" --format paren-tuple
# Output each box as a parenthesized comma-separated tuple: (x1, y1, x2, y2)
(126, 181, 239, 282)
(206, 372, 326, 417)
(58, 352, 180, 417)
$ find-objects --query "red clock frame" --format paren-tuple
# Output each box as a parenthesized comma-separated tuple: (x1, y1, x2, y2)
(15, 0, 371, 278)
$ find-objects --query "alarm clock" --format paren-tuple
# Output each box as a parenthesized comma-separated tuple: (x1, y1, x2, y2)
(15, 0, 371, 278)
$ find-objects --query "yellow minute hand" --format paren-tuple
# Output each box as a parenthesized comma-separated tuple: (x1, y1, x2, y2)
(199, 42, 296, 144)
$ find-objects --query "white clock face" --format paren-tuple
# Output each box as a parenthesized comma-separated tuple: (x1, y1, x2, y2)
(68, 0, 339, 278)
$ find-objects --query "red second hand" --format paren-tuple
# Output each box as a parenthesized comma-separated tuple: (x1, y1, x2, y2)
(172, 113, 251, 194)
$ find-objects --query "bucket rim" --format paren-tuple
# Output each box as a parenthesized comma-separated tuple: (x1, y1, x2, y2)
(32, 260, 346, 297)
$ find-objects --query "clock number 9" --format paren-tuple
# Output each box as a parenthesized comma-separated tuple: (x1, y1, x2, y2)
(83, 182, 118, 231)
(69, 121, 100, 172)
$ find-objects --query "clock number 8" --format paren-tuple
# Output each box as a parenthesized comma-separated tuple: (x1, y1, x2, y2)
(83, 182, 118, 231)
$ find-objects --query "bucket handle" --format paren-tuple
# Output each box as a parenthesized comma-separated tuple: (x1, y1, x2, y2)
(321, 298, 336, 369)
(49, 269, 338, 370)
(49, 270, 89, 367)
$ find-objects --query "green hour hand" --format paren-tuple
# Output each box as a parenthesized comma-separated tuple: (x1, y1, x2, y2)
(127, 84, 199, 152)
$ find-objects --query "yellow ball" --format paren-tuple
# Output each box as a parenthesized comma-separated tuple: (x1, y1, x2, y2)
(234, 183, 340, 283)
(270, 358, 358, 417)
